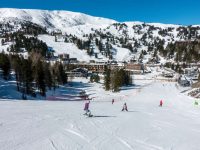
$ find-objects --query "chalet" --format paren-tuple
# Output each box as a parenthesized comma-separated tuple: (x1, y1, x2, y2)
(87, 62, 106, 74)
(68, 62, 107, 74)
(125, 63, 146, 74)
(66, 68, 88, 77)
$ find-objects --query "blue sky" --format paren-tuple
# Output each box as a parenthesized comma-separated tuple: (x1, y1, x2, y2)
(0, 0, 200, 25)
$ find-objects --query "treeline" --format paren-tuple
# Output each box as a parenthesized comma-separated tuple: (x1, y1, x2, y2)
(0, 21, 47, 36)
(0, 53, 11, 80)
(21, 22, 47, 36)
(0, 53, 67, 99)
(64, 34, 113, 58)
(160, 40, 200, 63)
(104, 68, 132, 92)
(2, 32, 49, 57)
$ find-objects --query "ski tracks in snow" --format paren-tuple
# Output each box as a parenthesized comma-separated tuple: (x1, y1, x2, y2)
(64, 128, 89, 143)
(117, 137, 134, 150)
(49, 139, 59, 150)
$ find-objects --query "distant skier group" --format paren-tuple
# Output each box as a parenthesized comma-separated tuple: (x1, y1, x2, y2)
(83, 98, 166, 117)
(112, 99, 128, 111)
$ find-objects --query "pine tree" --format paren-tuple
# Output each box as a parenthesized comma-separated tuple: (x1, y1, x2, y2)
(0, 53, 11, 80)
(21, 58, 33, 96)
(104, 67, 111, 91)
(35, 61, 46, 96)
(58, 63, 67, 84)
(43, 63, 52, 90)
(53, 62, 67, 85)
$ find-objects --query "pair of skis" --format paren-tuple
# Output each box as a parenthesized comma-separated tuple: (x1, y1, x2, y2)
(83, 112, 93, 117)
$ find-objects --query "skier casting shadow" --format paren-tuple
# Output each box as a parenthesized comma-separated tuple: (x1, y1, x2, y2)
(84, 101, 93, 117)
(122, 103, 128, 111)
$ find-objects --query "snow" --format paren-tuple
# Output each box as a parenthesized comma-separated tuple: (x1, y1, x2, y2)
(1, 8, 200, 64)
(0, 75, 200, 150)
(0, 9, 200, 149)
(38, 34, 134, 62)
(111, 45, 131, 61)
(0, 8, 116, 36)
(38, 35, 104, 62)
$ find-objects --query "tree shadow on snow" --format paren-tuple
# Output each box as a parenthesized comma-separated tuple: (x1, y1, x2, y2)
(67, 81, 93, 89)
(120, 84, 142, 91)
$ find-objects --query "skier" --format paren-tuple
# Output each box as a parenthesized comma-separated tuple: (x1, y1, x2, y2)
(159, 100, 163, 107)
(84, 101, 90, 113)
(122, 103, 128, 111)
(112, 99, 115, 104)
(84, 101, 92, 117)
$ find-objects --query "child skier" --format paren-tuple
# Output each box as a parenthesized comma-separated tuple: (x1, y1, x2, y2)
(122, 103, 128, 111)
(84, 101, 90, 113)
(112, 99, 115, 104)
(84, 101, 92, 117)
(159, 100, 163, 107)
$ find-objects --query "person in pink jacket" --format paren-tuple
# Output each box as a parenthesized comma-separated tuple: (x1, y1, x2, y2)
(84, 101, 90, 114)
(159, 100, 163, 107)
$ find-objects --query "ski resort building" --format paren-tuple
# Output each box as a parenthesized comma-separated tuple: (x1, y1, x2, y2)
(124, 63, 146, 74)
(66, 68, 88, 77)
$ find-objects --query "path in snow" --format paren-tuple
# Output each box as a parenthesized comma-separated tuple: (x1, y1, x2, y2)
(0, 79, 200, 150)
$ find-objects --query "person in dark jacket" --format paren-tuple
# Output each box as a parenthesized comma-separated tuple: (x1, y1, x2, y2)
(122, 103, 128, 111)
(112, 99, 115, 104)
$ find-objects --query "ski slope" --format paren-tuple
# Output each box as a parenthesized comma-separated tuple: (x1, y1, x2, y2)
(0, 77, 200, 150)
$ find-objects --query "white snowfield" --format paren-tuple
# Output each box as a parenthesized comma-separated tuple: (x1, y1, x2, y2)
(38, 35, 130, 62)
(0, 8, 116, 35)
(0, 77, 200, 150)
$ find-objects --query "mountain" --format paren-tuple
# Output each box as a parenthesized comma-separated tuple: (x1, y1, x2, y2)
(0, 8, 200, 63)
(0, 8, 116, 35)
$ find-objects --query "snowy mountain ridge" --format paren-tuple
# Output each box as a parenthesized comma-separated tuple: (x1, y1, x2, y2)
(0, 8, 188, 35)
(0, 8, 200, 63)
(0, 8, 116, 33)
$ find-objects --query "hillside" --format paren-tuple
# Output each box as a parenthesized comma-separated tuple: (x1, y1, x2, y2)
(0, 8, 200, 63)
